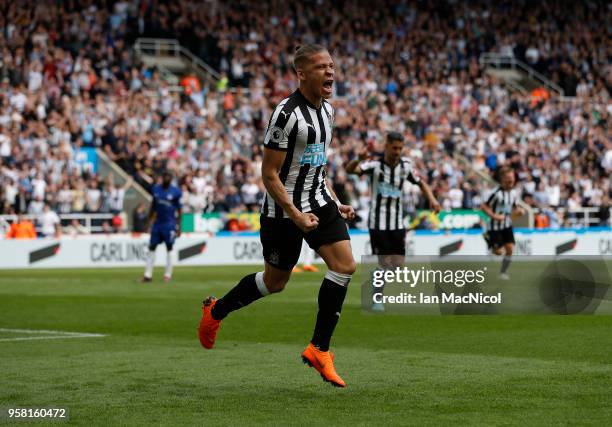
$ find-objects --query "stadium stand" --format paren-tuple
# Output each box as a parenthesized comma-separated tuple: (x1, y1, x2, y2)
(0, 0, 609, 235)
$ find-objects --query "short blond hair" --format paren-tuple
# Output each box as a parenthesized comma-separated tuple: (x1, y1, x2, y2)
(292, 44, 328, 72)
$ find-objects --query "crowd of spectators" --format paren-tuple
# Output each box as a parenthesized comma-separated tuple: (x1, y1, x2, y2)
(0, 0, 610, 233)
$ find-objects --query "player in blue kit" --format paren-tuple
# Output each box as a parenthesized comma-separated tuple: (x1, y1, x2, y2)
(141, 171, 182, 283)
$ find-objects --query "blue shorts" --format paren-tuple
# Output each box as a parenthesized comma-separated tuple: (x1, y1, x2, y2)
(150, 223, 177, 250)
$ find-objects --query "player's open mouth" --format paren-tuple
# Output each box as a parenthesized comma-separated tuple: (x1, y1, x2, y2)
(323, 80, 333, 90)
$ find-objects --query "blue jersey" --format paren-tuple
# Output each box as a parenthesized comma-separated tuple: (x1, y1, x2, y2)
(152, 184, 182, 226)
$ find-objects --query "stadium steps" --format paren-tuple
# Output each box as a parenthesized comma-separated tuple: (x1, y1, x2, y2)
(96, 148, 152, 228)
(480, 52, 567, 98)
(133, 38, 221, 85)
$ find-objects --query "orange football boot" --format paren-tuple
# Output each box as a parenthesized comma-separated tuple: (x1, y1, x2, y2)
(198, 297, 221, 349)
(302, 264, 319, 273)
(292, 266, 303, 273)
(301, 343, 346, 387)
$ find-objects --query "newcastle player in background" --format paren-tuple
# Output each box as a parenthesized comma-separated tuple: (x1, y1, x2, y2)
(198, 44, 356, 388)
(346, 132, 440, 310)
(481, 166, 525, 280)
(141, 171, 182, 283)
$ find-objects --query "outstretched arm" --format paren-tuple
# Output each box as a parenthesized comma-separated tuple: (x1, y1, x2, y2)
(417, 181, 441, 213)
(345, 147, 370, 175)
(122, 176, 134, 191)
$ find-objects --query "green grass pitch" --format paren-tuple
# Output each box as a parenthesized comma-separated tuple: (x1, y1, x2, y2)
(1, 266, 612, 426)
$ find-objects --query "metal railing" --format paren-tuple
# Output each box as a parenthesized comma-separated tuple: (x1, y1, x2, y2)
(133, 38, 251, 95)
(0, 213, 127, 236)
(133, 38, 221, 81)
(480, 52, 566, 98)
(504, 78, 528, 96)
(535, 207, 610, 229)
(153, 62, 182, 91)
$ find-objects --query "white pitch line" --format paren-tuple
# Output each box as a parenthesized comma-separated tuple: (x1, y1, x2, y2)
(0, 335, 105, 342)
(0, 328, 104, 335)
(0, 328, 106, 342)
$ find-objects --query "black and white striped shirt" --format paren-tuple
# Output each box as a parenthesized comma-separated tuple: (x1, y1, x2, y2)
(484, 187, 518, 230)
(360, 157, 421, 230)
(261, 90, 335, 218)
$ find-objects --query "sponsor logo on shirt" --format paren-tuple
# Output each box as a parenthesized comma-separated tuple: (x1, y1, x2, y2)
(377, 182, 401, 198)
(300, 143, 327, 167)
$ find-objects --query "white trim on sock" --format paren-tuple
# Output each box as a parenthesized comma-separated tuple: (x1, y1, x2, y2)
(324, 270, 352, 287)
(255, 271, 270, 296)
(164, 249, 173, 278)
(144, 249, 155, 278)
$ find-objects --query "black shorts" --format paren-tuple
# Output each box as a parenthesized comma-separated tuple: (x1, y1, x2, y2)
(484, 227, 515, 250)
(260, 202, 350, 271)
(369, 229, 407, 256)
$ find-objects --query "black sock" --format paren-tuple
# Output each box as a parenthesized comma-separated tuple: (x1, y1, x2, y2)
(501, 256, 512, 274)
(211, 273, 263, 320)
(311, 278, 349, 351)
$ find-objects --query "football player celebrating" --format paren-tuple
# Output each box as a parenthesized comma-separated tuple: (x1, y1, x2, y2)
(198, 44, 356, 388)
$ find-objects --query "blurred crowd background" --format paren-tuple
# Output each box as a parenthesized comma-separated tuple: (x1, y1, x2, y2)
(0, 0, 610, 236)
